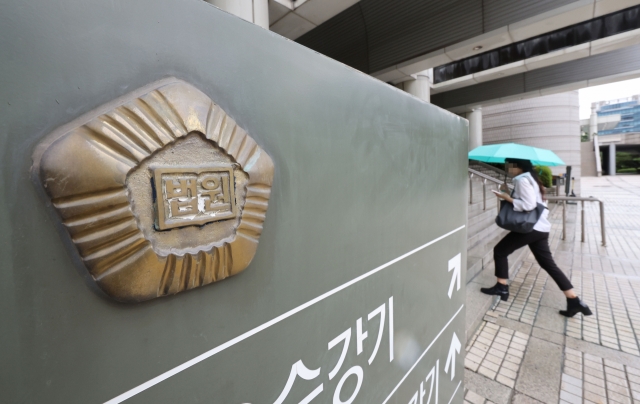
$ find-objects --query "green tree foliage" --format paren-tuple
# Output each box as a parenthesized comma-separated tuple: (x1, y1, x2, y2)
(616, 151, 640, 174)
(535, 165, 553, 188)
(581, 130, 590, 142)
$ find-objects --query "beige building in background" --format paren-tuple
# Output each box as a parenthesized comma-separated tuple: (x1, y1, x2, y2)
(482, 91, 582, 193)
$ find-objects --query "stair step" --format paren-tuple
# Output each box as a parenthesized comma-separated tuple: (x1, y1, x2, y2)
(468, 215, 499, 240)
(468, 200, 500, 217)
(468, 208, 498, 227)
(467, 255, 484, 282)
(465, 245, 528, 340)
(468, 224, 504, 251)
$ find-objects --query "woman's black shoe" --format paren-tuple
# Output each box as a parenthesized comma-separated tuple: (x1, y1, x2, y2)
(559, 297, 592, 317)
(480, 282, 509, 301)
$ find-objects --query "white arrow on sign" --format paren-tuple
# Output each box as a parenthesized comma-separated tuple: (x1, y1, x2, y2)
(447, 253, 461, 299)
(444, 332, 461, 381)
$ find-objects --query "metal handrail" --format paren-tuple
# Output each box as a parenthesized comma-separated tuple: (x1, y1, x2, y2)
(546, 196, 606, 247)
(469, 168, 514, 211)
(469, 160, 513, 180)
(469, 167, 505, 185)
(468, 168, 606, 246)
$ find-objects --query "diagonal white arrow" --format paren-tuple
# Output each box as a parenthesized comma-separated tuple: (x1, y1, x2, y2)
(447, 253, 461, 299)
(444, 332, 461, 381)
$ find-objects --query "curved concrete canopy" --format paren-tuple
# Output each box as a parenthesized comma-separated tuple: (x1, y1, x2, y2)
(295, 0, 640, 78)
(430, 43, 640, 112)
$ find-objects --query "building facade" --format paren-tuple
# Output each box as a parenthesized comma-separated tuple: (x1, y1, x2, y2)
(580, 95, 640, 176)
(595, 95, 640, 135)
(483, 91, 581, 192)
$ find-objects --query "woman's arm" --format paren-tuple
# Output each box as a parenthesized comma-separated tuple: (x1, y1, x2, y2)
(495, 191, 514, 203)
(512, 178, 537, 211)
(494, 181, 513, 202)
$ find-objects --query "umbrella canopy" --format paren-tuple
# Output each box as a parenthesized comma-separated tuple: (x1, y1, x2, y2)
(468, 143, 565, 166)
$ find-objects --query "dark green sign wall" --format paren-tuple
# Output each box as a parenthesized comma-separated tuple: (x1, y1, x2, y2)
(0, 0, 469, 403)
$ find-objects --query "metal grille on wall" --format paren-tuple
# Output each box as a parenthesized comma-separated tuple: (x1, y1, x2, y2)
(430, 43, 640, 110)
(434, 5, 640, 84)
(360, 0, 483, 73)
(294, 3, 369, 74)
(482, 0, 578, 32)
(296, 0, 578, 75)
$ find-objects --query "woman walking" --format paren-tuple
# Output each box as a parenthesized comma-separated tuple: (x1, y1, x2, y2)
(480, 158, 592, 317)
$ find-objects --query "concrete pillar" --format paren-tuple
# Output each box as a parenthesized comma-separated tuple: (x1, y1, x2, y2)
(589, 104, 598, 140)
(466, 109, 482, 151)
(206, 0, 269, 29)
(609, 143, 616, 176)
(594, 135, 602, 177)
(401, 73, 431, 103)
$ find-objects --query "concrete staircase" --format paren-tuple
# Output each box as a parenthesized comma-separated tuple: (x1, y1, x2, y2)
(466, 161, 513, 282)
(464, 164, 562, 337)
(469, 160, 513, 186)
(465, 164, 529, 337)
(466, 175, 506, 282)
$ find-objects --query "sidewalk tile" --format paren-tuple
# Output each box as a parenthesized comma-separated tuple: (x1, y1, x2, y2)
(465, 390, 485, 404)
(584, 382, 606, 396)
(496, 374, 515, 388)
(562, 373, 582, 388)
(559, 390, 582, 404)
(584, 390, 607, 404)
(561, 381, 582, 397)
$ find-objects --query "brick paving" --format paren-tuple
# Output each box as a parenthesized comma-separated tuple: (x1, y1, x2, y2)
(482, 201, 568, 327)
(465, 322, 529, 388)
(465, 389, 499, 404)
(567, 271, 640, 355)
(492, 261, 547, 325)
(464, 176, 640, 404)
(560, 347, 640, 404)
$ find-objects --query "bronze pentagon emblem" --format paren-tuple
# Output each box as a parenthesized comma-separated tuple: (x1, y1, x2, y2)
(32, 79, 274, 302)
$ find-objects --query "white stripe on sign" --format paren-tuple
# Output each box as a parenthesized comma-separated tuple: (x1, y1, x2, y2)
(448, 381, 462, 404)
(381, 304, 464, 404)
(105, 225, 466, 404)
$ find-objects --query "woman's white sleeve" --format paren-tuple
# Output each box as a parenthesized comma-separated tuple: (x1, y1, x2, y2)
(513, 178, 537, 212)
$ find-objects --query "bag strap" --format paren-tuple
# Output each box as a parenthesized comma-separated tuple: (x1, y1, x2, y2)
(514, 174, 548, 211)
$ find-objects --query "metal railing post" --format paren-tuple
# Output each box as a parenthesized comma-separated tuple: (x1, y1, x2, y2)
(600, 201, 606, 246)
(483, 179, 487, 210)
(562, 201, 566, 240)
(543, 195, 606, 247)
(470, 166, 607, 249)
(581, 200, 585, 243)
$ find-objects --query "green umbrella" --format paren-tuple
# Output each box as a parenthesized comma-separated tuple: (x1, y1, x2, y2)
(468, 143, 566, 166)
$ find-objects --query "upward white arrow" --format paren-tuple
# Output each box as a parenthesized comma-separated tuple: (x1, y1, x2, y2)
(447, 253, 461, 299)
(444, 332, 461, 381)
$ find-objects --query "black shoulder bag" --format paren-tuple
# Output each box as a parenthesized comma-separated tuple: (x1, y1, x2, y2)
(495, 176, 547, 233)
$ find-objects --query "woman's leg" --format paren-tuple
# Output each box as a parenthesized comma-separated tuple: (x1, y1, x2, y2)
(494, 231, 535, 282)
(482, 231, 534, 301)
(527, 232, 574, 293)
(527, 232, 591, 316)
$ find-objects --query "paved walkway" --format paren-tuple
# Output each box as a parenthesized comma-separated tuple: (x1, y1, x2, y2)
(463, 176, 640, 404)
